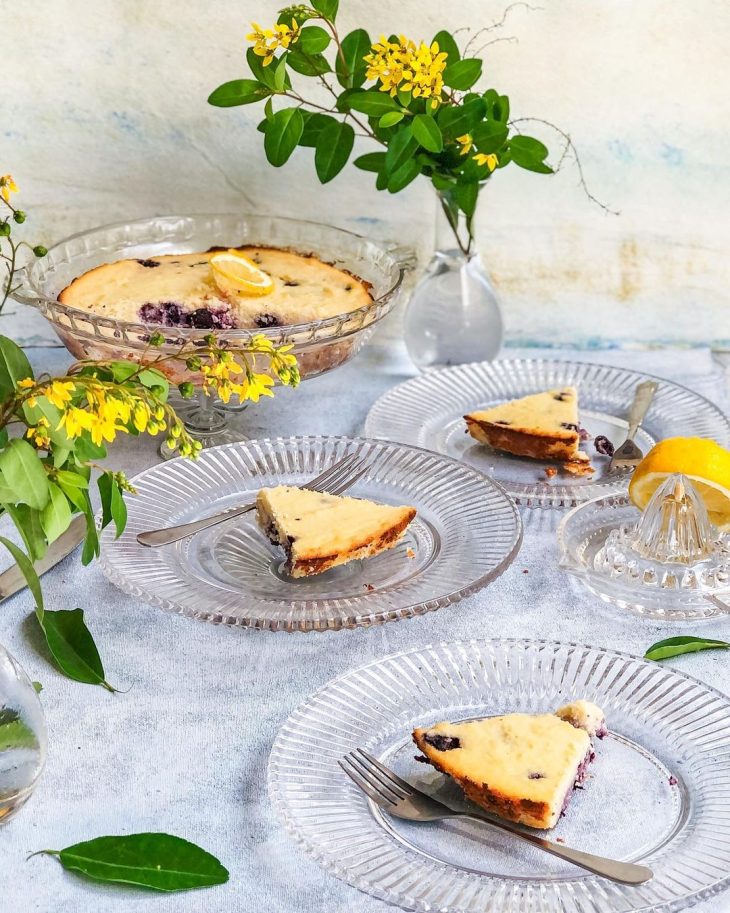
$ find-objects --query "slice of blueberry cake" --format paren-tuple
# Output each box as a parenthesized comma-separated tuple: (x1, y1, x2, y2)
(464, 386, 593, 476)
(58, 247, 372, 331)
(412, 700, 606, 829)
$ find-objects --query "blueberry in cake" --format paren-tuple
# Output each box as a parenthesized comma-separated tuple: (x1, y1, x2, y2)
(59, 247, 372, 331)
(412, 700, 606, 829)
(256, 485, 416, 578)
(464, 386, 594, 476)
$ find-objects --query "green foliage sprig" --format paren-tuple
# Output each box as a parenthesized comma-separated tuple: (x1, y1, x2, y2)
(209, 2, 608, 255)
(0, 180, 299, 688)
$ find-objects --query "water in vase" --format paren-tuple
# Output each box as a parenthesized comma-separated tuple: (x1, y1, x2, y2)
(404, 188, 504, 371)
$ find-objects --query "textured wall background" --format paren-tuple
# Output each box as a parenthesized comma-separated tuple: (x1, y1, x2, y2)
(2, 0, 728, 347)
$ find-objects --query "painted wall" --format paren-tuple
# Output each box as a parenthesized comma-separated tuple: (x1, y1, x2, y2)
(2, 0, 728, 347)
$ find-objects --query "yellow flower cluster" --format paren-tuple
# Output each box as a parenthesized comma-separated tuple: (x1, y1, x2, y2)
(364, 36, 448, 104)
(0, 174, 18, 204)
(247, 19, 300, 66)
(456, 134, 498, 173)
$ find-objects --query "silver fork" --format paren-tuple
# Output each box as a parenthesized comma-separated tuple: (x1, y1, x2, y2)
(340, 749, 653, 885)
(608, 380, 658, 473)
(136, 452, 369, 547)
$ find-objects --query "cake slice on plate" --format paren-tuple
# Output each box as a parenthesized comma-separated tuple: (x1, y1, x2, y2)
(464, 386, 593, 476)
(256, 485, 416, 578)
(412, 700, 606, 829)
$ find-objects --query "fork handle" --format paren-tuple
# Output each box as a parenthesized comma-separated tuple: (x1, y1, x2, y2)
(136, 502, 256, 547)
(460, 813, 652, 884)
(626, 380, 658, 441)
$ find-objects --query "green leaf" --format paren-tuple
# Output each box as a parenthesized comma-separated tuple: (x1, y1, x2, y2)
(432, 30, 460, 64)
(98, 474, 127, 539)
(0, 335, 33, 400)
(38, 608, 115, 690)
(0, 427, 8, 449)
(0, 439, 50, 510)
(0, 535, 43, 616)
(311, 0, 338, 20)
(385, 125, 418, 177)
(645, 636, 730, 662)
(32, 680, 42, 693)
(387, 158, 421, 193)
(346, 90, 399, 116)
(0, 717, 38, 751)
(273, 55, 288, 92)
(314, 120, 355, 183)
(454, 181, 479, 217)
(443, 58, 482, 91)
(207, 79, 272, 107)
(299, 112, 339, 147)
(336, 28, 371, 88)
(353, 152, 386, 173)
(438, 97, 486, 137)
(484, 88, 510, 123)
(4, 504, 47, 562)
(286, 49, 330, 75)
(264, 107, 304, 167)
(298, 25, 330, 54)
(56, 472, 88, 514)
(509, 134, 550, 170)
(412, 113, 443, 152)
(80, 491, 100, 566)
(247, 47, 274, 87)
(37, 833, 229, 892)
(379, 110, 404, 128)
(41, 482, 72, 543)
(472, 120, 509, 154)
(73, 435, 106, 463)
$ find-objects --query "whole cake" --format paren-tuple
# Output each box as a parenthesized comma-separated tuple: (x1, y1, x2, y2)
(256, 485, 416, 578)
(58, 247, 373, 330)
(464, 386, 593, 476)
(412, 700, 606, 829)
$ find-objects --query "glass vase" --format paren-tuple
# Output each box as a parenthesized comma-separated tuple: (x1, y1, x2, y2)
(404, 189, 504, 370)
(0, 644, 46, 823)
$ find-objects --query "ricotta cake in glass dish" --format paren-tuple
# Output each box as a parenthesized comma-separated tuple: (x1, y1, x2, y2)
(413, 700, 606, 829)
(464, 386, 594, 476)
(58, 247, 373, 331)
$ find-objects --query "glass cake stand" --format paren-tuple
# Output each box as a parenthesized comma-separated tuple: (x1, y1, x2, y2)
(17, 214, 410, 456)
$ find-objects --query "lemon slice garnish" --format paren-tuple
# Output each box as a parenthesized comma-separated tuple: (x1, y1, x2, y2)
(210, 249, 274, 297)
(629, 436, 730, 530)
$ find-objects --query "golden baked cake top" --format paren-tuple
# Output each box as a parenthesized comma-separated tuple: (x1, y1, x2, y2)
(256, 485, 416, 578)
(467, 387, 582, 440)
(413, 700, 605, 829)
(58, 247, 372, 330)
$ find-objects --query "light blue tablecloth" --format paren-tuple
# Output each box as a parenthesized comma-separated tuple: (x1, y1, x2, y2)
(1, 339, 728, 913)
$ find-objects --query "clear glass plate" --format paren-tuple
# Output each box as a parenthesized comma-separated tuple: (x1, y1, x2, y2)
(99, 436, 522, 631)
(364, 359, 730, 508)
(269, 638, 730, 913)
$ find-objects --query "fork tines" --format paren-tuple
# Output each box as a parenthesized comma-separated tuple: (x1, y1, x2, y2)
(339, 749, 411, 807)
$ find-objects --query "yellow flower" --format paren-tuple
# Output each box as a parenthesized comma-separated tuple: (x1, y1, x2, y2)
(0, 174, 18, 203)
(132, 402, 151, 432)
(456, 134, 474, 156)
(473, 152, 498, 172)
(364, 36, 447, 103)
(246, 18, 299, 66)
(58, 406, 94, 439)
(44, 380, 76, 410)
(17, 377, 35, 389)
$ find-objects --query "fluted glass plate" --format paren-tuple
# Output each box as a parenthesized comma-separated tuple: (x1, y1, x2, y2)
(269, 639, 730, 913)
(365, 359, 730, 507)
(99, 436, 521, 631)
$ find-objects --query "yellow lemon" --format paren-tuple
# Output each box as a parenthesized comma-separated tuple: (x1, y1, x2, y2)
(210, 249, 274, 297)
(629, 436, 730, 530)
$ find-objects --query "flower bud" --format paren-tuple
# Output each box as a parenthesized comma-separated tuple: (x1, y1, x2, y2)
(148, 331, 165, 347)
(0, 222, 10, 237)
(33, 245, 48, 257)
(13, 210, 26, 224)
(185, 356, 202, 371)
(178, 381, 195, 398)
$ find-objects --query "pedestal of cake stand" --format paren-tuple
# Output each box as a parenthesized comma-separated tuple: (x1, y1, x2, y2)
(159, 389, 248, 461)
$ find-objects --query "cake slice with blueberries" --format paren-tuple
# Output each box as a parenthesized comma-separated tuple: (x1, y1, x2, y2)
(256, 485, 416, 578)
(464, 386, 594, 475)
(412, 700, 606, 830)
